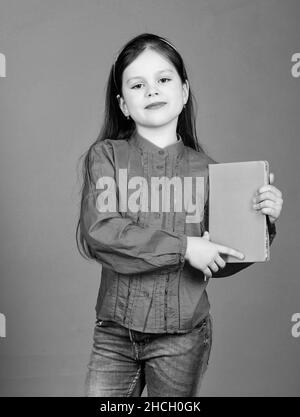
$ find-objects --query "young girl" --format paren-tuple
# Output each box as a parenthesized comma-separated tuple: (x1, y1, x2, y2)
(76, 33, 283, 397)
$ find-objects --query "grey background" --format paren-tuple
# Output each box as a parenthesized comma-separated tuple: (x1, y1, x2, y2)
(0, 0, 299, 396)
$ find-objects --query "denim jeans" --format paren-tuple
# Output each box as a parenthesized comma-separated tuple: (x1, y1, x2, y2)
(84, 314, 213, 397)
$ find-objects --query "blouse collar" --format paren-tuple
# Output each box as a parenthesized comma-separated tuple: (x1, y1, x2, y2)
(130, 129, 185, 158)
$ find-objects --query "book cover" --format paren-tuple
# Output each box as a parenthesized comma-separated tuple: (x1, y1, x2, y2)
(208, 161, 270, 262)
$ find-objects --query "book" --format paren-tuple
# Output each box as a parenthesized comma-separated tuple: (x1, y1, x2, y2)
(208, 161, 270, 262)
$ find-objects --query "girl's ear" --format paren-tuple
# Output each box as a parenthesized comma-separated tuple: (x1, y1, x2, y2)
(182, 79, 189, 105)
(116, 94, 129, 118)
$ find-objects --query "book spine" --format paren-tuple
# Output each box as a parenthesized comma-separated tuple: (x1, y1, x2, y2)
(264, 161, 270, 261)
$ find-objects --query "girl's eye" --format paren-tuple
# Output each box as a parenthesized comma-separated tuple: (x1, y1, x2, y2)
(131, 83, 144, 90)
(131, 78, 171, 89)
(159, 77, 171, 83)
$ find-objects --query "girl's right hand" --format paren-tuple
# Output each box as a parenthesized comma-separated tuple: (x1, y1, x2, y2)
(185, 232, 245, 279)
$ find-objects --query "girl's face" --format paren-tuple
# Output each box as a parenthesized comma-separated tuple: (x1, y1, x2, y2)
(118, 48, 189, 131)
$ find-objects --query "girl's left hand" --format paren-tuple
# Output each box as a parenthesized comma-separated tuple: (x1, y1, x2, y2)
(252, 172, 283, 224)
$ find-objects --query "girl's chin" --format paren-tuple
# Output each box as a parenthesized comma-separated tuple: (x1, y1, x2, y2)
(136, 121, 175, 130)
(134, 115, 179, 128)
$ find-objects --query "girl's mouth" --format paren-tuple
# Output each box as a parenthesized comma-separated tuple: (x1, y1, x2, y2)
(145, 102, 167, 110)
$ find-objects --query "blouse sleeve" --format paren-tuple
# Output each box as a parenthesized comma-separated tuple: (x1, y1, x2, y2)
(80, 140, 187, 275)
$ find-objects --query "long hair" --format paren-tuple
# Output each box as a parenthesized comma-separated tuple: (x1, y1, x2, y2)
(76, 33, 212, 261)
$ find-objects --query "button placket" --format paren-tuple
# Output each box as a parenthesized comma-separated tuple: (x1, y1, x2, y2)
(138, 152, 149, 226)
(152, 153, 165, 221)
(174, 155, 186, 236)
(126, 278, 139, 326)
(163, 274, 170, 330)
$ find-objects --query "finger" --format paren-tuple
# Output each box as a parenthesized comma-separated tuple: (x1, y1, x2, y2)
(215, 254, 226, 269)
(257, 185, 282, 198)
(260, 207, 276, 216)
(208, 261, 219, 273)
(258, 203, 282, 218)
(254, 191, 278, 204)
(261, 207, 281, 219)
(215, 244, 245, 260)
(202, 231, 210, 240)
(269, 172, 274, 184)
(253, 200, 276, 210)
(203, 267, 212, 278)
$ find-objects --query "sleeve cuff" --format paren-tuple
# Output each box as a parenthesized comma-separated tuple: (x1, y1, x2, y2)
(179, 234, 188, 266)
(267, 215, 277, 245)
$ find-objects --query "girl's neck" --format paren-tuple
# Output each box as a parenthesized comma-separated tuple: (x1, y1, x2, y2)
(135, 124, 178, 149)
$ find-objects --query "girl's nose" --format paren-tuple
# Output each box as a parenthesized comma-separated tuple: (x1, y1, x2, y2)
(146, 85, 159, 97)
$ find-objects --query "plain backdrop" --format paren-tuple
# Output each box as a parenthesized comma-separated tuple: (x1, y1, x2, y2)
(0, 0, 299, 396)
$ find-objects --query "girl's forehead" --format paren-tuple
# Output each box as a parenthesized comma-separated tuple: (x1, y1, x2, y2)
(122, 49, 176, 79)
